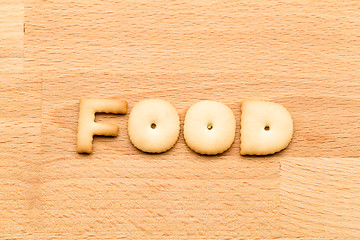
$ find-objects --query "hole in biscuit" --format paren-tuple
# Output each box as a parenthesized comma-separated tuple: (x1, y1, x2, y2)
(151, 123, 156, 129)
(207, 123, 213, 130)
(264, 125, 270, 131)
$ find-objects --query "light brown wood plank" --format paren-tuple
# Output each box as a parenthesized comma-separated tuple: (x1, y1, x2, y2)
(0, 0, 23, 72)
(0, 0, 355, 238)
(1, 3, 38, 235)
(0, 74, 41, 235)
(280, 157, 360, 238)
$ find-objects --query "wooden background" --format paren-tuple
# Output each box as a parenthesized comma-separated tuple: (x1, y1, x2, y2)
(1, 0, 360, 239)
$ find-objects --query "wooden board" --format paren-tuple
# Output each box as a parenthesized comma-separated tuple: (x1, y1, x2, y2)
(1, 0, 360, 238)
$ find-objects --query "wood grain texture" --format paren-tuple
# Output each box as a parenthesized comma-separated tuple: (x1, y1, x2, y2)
(0, 0, 23, 73)
(0, 0, 359, 238)
(281, 157, 360, 239)
(0, 0, 34, 237)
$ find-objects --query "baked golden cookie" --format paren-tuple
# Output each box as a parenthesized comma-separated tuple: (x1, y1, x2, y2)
(77, 98, 127, 154)
(128, 99, 180, 153)
(184, 100, 236, 155)
(240, 100, 293, 155)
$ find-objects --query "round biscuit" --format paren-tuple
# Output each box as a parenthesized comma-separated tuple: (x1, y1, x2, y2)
(128, 99, 180, 153)
(184, 100, 236, 155)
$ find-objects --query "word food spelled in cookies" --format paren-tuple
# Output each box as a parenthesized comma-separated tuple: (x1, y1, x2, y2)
(77, 98, 293, 155)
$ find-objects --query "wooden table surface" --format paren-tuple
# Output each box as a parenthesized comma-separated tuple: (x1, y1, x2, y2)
(1, 0, 360, 239)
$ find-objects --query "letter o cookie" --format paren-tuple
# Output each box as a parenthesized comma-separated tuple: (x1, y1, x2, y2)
(184, 100, 236, 155)
(128, 99, 180, 153)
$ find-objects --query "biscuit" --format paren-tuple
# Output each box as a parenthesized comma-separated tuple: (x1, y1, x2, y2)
(77, 98, 127, 153)
(240, 100, 293, 155)
(128, 99, 180, 153)
(183, 100, 236, 155)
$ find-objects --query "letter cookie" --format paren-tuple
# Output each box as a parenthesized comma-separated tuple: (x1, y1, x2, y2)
(77, 98, 127, 153)
(183, 100, 236, 155)
(128, 99, 180, 153)
(240, 100, 293, 155)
